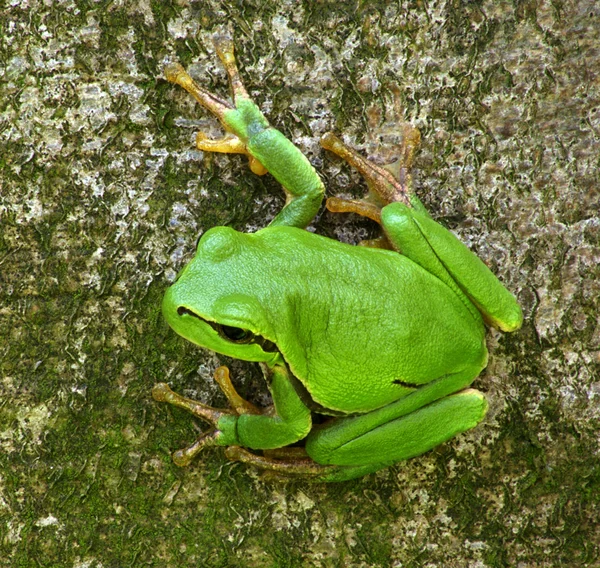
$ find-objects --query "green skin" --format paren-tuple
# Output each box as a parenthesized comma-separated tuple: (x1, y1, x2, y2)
(155, 37, 523, 482)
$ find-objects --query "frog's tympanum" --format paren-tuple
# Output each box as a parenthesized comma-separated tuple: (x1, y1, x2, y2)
(153, 36, 523, 482)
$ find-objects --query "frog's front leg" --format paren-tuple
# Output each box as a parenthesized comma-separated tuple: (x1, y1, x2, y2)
(153, 364, 313, 466)
(165, 35, 325, 228)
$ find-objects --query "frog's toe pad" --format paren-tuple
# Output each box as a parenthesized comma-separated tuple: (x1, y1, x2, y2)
(171, 431, 220, 467)
(152, 382, 173, 402)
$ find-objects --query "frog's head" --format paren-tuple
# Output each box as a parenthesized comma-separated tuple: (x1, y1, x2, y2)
(162, 226, 284, 366)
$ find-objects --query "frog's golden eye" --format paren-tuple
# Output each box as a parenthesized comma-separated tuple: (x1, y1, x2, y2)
(219, 325, 254, 343)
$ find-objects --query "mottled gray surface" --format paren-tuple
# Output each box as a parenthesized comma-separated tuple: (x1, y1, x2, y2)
(1, 1, 599, 566)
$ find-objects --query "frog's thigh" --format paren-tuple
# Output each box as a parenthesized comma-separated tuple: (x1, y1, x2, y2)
(306, 388, 487, 468)
(305, 366, 487, 467)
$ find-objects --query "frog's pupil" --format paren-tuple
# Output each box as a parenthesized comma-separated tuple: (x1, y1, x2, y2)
(221, 325, 251, 342)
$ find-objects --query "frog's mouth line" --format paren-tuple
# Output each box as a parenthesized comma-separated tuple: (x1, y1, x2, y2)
(176, 306, 278, 352)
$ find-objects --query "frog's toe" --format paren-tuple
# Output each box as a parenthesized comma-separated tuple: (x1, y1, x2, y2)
(213, 366, 263, 416)
(326, 196, 383, 223)
(195, 132, 245, 154)
(152, 381, 235, 427)
(163, 62, 188, 85)
(172, 430, 220, 467)
(224, 446, 337, 479)
(151, 382, 173, 402)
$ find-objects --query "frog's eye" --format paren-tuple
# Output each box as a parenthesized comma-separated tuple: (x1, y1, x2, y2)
(219, 324, 254, 344)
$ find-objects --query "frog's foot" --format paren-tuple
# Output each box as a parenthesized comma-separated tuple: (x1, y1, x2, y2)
(325, 196, 396, 249)
(165, 36, 272, 177)
(152, 380, 239, 424)
(321, 127, 421, 208)
(171, 430, 221, 467)
(326, 196, 383, 224)
(212, 34, 249, 102)
(225, 446, 388, 482)
(195, 132, 268, 175)
(153, 366, 265, 466)
(152, 381, 232, 465)
(154, 365, 315, 470)
(164, 62, 232, 121)
(164, 35, 250, 115)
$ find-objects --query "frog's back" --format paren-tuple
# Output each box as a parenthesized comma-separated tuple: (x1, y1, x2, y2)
(253, 226, 487, 414)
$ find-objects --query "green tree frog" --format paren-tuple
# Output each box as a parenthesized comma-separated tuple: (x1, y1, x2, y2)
(153, 35, 523, 482)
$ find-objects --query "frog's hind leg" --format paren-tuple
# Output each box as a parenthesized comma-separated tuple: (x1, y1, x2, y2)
(226, 367, 488, 482)
(304, 389, 488, 482)
(304, 365, 488, 478)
